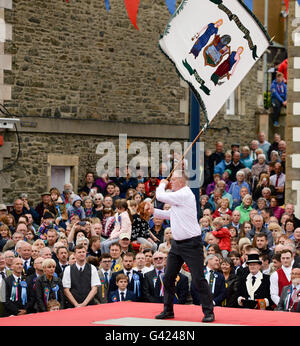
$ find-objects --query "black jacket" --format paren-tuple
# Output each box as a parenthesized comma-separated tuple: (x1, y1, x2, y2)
(3, 276, 30, 316)
(109, 269, 144, 301)
(34, 274, 65, 312)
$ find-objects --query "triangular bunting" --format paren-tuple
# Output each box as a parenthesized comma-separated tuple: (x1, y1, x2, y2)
(124, 0, 140, 30)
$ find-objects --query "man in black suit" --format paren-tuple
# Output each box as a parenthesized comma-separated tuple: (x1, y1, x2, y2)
(26, 257, 44, 313)
(3, 257, 31, 316)
(54, 246, 69, 279)
(143, 251, 189, 304)
(108, 252, 143, 301)
(191, 254, 226, 306)
(18, 241, 35, 278)
(237, 253, 272, 310)
(108, 273, 136, 303)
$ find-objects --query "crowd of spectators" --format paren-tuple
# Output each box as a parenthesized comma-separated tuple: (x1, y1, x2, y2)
(0, 130, 299, 317)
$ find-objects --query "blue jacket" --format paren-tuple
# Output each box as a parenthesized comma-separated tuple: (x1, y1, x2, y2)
(228, 181, 251, 205)
(214, 160, 231, 176)
(271, 79, 287, 104)
(240, 155, 253, 169)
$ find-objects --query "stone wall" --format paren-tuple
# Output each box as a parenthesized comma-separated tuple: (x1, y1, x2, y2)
(0, 0, 266, 205)
(3, 0, 186, 124)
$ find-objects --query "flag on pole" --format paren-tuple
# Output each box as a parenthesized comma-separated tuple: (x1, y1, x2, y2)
(159, 0, 272, 124)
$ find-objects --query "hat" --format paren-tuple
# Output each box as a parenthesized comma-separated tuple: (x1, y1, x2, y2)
(119, 233, 130, 240)
(43, 211, 55, 219)
(224, 169, 232, 175)
(246, 253, 262, 265)
(231, 143, 240, 147)
(41, 191, 51, 196)
(0, 203, 7, 211)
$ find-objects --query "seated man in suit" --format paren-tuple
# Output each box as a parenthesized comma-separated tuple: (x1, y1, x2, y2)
(108, 273, 136, 303)
(108, 252, 143, 301)
(3, 257, 31, 316)
(191, 254, 226, 306)
(143, 251, 189, 304)
(276, 264, 300, 312)
(237, 253, 272, 310)
(96, 253, 113, 304)
(109, 243, 123, 273)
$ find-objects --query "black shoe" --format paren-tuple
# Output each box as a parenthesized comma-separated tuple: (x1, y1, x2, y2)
(155, 311, 175, 319)
(202, 313, 215, 323)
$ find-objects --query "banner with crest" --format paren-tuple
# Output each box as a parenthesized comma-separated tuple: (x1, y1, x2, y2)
(159, 0, 272, 124)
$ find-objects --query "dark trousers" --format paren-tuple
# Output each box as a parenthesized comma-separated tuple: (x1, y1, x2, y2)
(272, 98, 282, 123)
(163, 236, 214, 316)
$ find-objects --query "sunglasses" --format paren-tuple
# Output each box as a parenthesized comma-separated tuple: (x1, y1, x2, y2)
(153, 257, 164, 260)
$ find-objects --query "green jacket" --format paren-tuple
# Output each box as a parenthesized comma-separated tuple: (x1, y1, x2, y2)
(235, 203, 253, 224)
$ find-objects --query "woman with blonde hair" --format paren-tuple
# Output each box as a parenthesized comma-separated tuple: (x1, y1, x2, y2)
(158, 227, 172, 252)
(253, 173, 276, 200)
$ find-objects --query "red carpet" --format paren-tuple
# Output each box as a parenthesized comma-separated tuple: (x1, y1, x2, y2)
(0, 303, 299, 326)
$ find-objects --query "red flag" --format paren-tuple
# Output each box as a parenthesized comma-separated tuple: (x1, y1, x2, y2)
(124, 0, 140, 30)
(284, 0, 289, 11)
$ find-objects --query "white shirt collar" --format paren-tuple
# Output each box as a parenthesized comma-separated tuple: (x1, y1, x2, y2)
(76, 263, 85, 271)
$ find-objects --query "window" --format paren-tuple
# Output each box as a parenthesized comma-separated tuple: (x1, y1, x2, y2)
(51, 166, 71, 192)
(47, 154, 79, 192)
(226, 91, 235, 115)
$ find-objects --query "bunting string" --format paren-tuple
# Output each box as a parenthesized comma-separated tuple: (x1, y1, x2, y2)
(65, 0, 177, 30)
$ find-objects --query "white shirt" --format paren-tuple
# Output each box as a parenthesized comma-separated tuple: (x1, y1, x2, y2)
(118, 289, 127, 300)
(270, 173, 285, 188)
(62, 262, 100, 288)
(100, 268, 111, 281)
(205, 265, 214, 283)
(123, 269, 133, 282)
(142, 265, 154, 274)
(270, 264, 293, 305)
(154, 182, 201, 241)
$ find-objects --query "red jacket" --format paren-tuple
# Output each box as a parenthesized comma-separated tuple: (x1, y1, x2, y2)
(277, 267, 291, 298)
(278, 58, 287, 81)
(212, 208, 232, 219)
(145, 178, 160, 196)
(212, 227, 231, 252)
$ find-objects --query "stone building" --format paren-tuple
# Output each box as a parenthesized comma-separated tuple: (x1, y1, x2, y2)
(0, 0, 267, 205)
(286, 0, 300, 218)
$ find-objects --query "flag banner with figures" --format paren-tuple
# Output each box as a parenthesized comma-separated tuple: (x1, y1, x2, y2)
(159, 0, 272, 124)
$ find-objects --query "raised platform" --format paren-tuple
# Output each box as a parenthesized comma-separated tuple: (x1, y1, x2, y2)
(0, 302, 299, 327)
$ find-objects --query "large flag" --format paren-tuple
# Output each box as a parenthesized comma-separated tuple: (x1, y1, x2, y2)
(159, 0, 272, 124)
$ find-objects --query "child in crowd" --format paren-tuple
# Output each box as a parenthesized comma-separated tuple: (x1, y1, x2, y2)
(37, 211, 59, 240)
(47, 299, 61, 311)
(108, 274, 136, 303)
(101, 208, 115, 241)
(67, 195, 86, 221)
(212, 217, 231, 258)
(200, 216, 213, 245)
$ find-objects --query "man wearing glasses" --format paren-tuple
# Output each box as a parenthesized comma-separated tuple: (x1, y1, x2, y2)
(145, 170, 215, 322)
(143, 252, 166, 303)
(97, 253, 113, 303)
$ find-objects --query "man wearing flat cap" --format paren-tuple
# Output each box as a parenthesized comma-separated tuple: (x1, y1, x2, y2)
(34, 192, 51, 224)
(237, 253, 272, 310)
(0, 204, 7, 218)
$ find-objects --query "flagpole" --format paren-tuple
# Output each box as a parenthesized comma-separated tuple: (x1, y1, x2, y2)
(150, 122, 208, 204)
